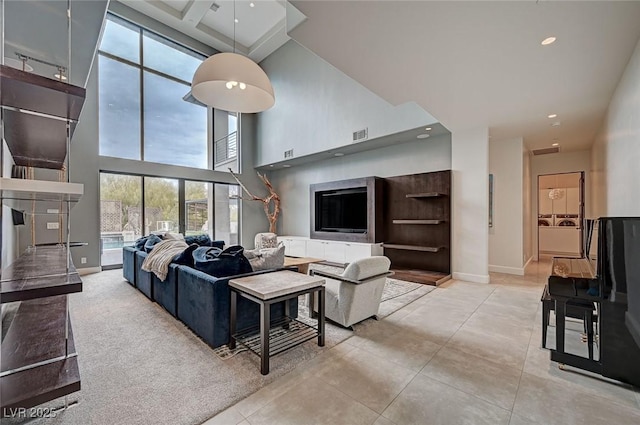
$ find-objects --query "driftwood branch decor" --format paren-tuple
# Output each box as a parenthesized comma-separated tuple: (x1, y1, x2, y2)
(228, 168, 281, 233)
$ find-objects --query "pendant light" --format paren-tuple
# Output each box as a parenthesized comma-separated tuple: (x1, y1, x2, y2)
(191, 0, 274, 113)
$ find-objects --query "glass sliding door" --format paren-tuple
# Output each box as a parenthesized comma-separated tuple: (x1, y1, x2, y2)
(214, 184, 239, 245)
(144, 177, 179, 235)
(185, 181, 211, 237)
(100, 173, 142, 267)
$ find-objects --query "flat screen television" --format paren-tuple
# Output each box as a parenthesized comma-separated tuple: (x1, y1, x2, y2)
(315, 187, 367, 233)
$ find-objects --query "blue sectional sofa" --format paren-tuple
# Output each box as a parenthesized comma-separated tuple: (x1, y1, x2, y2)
(122, 245, 298, 348)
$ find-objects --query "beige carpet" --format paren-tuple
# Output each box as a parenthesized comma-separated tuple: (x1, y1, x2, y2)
(4, 269, 433, 425)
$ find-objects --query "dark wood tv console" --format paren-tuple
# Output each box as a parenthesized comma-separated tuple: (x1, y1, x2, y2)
(309, 171, 451, 285)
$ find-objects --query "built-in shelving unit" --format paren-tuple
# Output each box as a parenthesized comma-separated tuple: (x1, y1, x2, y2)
(405, 192, 446, 198)
(1, 63, 85, 412)
(383, 170, 451, 285)
(392, 219, 443, 225)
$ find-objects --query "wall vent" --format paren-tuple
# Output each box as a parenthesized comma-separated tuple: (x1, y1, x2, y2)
(284, 149, 294, 159)
(353, 128, 368, 142)
(532, 147, 560, 156)
(210, 2, 220, 12)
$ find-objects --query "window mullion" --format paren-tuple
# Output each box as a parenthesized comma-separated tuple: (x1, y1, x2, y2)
(139, 26, 145, 162)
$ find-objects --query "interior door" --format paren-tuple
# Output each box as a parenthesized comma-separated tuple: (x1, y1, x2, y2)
(579, 171, 586, 255)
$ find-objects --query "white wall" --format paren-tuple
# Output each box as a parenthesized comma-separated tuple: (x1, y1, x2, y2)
(488, 137, 525, 275)
(592, 36, 640, 217)
(270, 134, 451, 236)
(451, 128, 490, 283)
(256, 40, 437, 167)
(531, 150, 591, 260)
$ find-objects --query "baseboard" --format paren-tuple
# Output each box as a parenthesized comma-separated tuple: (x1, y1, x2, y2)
(452, 272, 490, 284)
(77, 266, 102, 276)
(489, 265, 525, 276)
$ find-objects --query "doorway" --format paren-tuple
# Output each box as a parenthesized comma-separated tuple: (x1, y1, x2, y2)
(537, 172, 585, 259)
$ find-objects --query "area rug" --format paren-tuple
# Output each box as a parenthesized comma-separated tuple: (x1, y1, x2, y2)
(4, 268, 433, 425)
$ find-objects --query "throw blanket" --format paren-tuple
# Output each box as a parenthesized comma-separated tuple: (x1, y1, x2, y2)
(142, 239, 188, 281)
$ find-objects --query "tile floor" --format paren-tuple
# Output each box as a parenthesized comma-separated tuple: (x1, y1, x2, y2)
(204, 261, 640, 425)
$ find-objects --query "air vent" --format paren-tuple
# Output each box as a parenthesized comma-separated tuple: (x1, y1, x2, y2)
(210, 2, 220, 12)
(353, 128, 368, 142)
(532, 147, 560, 156)
(284, 149, 294, 159)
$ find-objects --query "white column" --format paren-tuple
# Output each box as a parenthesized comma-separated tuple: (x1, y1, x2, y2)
(451, 127, 490, 283)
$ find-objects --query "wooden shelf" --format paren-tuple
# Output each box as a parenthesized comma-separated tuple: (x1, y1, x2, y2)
(382, 243, 444, 253)
(390, 268, 451, 286)
(0, 355, 80, 411)
(392, 219, 443, 225)
(0, 65, 86, 170)
(405, 192, 446, 198)
(1, 246, 82, 304)
(1, 296, 76, 374)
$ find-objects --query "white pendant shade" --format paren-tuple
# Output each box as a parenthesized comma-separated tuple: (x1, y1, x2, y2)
(191, 52, 275, 113)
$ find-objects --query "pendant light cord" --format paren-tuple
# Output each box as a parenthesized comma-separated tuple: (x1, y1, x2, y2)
(233, 0, 236, 54)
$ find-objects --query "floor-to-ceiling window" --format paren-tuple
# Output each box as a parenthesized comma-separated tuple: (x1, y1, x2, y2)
(97, 14, 243, 268)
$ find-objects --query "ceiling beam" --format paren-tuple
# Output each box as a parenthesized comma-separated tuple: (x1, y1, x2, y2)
(182, 0, 216, 27)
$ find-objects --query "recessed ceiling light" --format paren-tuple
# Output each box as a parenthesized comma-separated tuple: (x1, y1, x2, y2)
(552, 143, 559, 147)
(425, 127, 432, 131)
(234, 18, 239, 23)
(541, 36, 556, 46)
(551, 121, 561, 127)
(282, 164, 291, 168)
(547, 114, 557, 119)
(269, 164, 274, 167)
(53, 73, 67, 81)
(417, 133, 430, 139)
(250, 2, 255, 7)
(334, 152, 344, 157)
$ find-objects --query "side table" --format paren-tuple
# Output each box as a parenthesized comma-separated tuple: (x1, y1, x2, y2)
(229, 270, 325, 375)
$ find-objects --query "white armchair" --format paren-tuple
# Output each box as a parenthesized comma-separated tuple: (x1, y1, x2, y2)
(310, 256, 392, 328)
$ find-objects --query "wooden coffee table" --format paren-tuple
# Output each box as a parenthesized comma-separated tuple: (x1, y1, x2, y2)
(283, 256, 324, 274)
(229, 270, 325, 375)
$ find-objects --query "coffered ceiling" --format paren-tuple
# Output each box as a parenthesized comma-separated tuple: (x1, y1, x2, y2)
(117, 0, 292, 62)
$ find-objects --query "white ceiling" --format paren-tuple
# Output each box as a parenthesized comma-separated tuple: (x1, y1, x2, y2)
(117, 0, 288, 62)
(288, 1, 640, 152)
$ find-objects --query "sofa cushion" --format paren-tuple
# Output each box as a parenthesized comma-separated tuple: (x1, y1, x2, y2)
(193, 245, 252, 278)
(244, 243, 285, 271)
(134, 236, 148, 251)
(210, 240, 225, 249)
(185, 234, 211, 246)
(173, 243, 199, 267)
(144, 234, 163, 253)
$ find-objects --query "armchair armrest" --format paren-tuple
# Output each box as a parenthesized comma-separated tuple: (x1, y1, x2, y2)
(310, 269, 394, 284)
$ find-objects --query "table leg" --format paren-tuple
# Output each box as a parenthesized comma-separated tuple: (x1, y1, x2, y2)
(318, 287, 325, 347)
(309, 291, 317, 319)
(284, 298, 291, 330)
(555, 299, 566, 354)
(260, 302, 270, 375)
(229, 290, 237, 350)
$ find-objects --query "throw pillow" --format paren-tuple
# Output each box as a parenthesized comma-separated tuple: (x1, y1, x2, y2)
(244, 243, 285, 271)
(144, 234, 163, 253)
(193, 245, 252, 277)
(185, 234, 212, 246)
(254, 232, 278, 250)
(163, 232, 184, 241)
(172, 243, 199, 267)
(210, 240, 225, 249)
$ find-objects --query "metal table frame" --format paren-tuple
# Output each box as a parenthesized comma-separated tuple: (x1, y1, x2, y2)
(229, 285, 325, 375)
